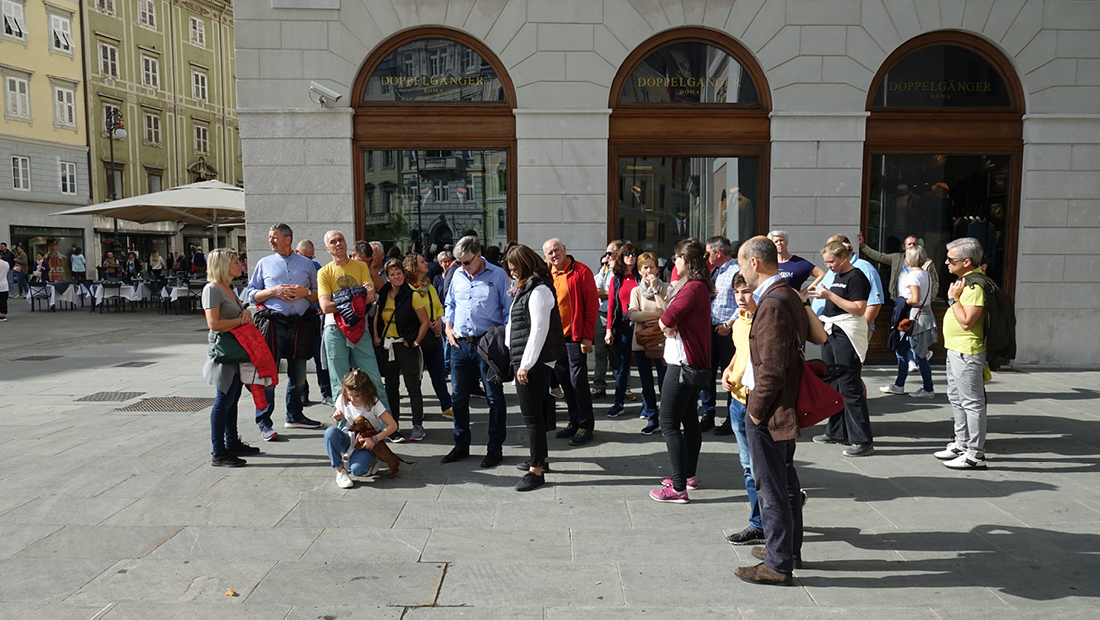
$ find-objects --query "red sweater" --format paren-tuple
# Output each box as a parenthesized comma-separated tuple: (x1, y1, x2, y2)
(660, 280, 712, 369)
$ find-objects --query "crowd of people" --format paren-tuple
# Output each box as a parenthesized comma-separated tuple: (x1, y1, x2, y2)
(199, 223, 998, 586)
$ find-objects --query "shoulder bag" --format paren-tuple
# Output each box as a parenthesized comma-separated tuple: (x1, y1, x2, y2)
(761, 294, 845, 428)
(213, 331, 250, 364)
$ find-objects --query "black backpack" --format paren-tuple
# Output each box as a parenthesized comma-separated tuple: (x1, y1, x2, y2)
(962, 272, 1016, 370)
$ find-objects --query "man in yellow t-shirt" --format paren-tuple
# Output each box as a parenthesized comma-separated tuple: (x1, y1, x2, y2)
(317, 230, 389, 412)
(938, 237, 988, 470)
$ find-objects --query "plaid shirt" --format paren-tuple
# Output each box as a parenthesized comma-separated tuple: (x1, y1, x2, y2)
(710, 258, 740, 325)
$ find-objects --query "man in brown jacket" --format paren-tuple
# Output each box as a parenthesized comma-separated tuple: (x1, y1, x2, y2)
(734, 236, 808, 586)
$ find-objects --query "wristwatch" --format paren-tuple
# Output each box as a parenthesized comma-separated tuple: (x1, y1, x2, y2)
(947, 298, 957, 306)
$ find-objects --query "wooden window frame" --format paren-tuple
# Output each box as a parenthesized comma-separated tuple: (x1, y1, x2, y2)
(607, 28, 772, 246)
(351, 27, 517, 245)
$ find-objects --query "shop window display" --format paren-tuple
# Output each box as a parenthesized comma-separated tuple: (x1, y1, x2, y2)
(362, 149, 507, 256)
(362, 38, 505, 103)
(618, 156, 757, 265)
(867, 154, 1010, 302)
(619, 41, 759, 105)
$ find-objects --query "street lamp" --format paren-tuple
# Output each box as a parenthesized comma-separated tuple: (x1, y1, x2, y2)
(105, 107, 127, 255)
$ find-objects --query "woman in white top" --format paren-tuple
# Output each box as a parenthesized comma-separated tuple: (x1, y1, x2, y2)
(882, 245, 937, 398)
(505, 245, 567, 492)
(325, 368, 398, 489)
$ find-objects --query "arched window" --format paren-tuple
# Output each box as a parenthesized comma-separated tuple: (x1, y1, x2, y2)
(352, 29, 516, 255)
(608, 29, 770, 259)
(862, 32, 1024, 357)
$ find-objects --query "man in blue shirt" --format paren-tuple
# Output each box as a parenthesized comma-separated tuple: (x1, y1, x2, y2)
(295, 239, 332, 408)
(246, 223, 321, 441)
(442, 235, 511, 467)
(702, 235, 740, 434)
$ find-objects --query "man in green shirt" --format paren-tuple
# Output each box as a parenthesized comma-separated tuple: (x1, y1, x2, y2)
(937, 237, 988, 470)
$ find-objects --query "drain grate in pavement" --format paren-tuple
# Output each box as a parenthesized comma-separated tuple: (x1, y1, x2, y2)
(116, 397, 215, 412)
(13, 355, 63, 361)
(115, 361, 156, 368)
(77, 391, 146, 402)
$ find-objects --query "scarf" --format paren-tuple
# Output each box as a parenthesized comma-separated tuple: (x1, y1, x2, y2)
(637, 277, 664, 300)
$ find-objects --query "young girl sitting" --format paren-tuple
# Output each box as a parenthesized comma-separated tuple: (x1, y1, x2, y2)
(324, 368, 398, 489)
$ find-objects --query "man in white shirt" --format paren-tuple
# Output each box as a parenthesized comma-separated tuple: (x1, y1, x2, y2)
(591, 240, 622, 398)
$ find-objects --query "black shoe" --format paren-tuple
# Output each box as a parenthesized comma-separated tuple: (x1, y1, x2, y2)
(226, 441, 261, 456)
(515, 471, 545, 492)
(441, 447, 469, 464)
(641, 421, 660, 435)
(699, 414, 715, 432)
(714, 418, 734, 436)
(516, 460, 551, 472)
(726, 525, 766, 546)
(555, 423, 578, 439)
(481, 450, 503, 468)
(212, 454, 246, 468)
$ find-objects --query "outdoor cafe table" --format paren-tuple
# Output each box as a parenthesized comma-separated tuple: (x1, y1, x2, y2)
(26, 281, 79, 310)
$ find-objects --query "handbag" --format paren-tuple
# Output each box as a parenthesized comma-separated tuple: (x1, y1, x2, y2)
(635, 321, 665, 347)
(760, 295, 845, 428)
(897, 303, 923, 333)
(678, 364, 710, 390)
(213, 331, 250, 364)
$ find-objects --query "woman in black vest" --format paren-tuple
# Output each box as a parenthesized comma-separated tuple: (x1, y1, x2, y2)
(505, 244, 567, 492)
(373, 258, 430, 443)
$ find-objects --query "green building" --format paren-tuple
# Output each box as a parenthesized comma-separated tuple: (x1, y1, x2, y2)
(82, 0, 240, 259)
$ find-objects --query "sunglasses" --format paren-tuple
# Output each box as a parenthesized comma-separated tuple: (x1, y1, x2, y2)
(604, 251, 614, 256)
(461, 258, 477, 266)
(945, 256, 965, 264)
(623, 252, 637, 257)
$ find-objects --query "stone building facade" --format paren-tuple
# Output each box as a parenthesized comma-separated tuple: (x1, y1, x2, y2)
(235, 0, 1100, 367)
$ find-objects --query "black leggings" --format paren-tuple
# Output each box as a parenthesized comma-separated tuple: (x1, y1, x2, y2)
(823, 329, 873, 446)
(382, 342, 424, 427)
(659, 364, 702, 492)
(517, 363, 554, 469)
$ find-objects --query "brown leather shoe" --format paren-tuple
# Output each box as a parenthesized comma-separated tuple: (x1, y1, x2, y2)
(751, 546, 803, 569)
(734, 562, 793, 586)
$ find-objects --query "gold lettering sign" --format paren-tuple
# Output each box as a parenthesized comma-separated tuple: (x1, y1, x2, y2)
(887, 80, 992, 93)
(380, 76, 486, 87)
(636, 77, 739, 88)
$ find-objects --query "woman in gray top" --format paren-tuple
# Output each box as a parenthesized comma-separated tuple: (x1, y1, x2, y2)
(202, 248, 261, 467)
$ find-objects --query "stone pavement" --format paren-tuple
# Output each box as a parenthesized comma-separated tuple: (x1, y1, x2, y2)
(1, 302, 1098, 619)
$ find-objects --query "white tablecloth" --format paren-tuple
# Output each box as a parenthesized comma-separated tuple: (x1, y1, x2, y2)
(91, 283, 145, 303)
(26, 284, 77, 308)
(161, 286, 203, 303)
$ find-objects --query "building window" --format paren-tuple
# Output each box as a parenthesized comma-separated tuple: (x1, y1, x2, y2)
(429, 48, 447, 75)
(53, 86, 75, 128)
(142, 56, 159, 89)
(138, 0, 155, 28)
(189, 16, 205, 47)
(102, 102, 121, 133)
(60, 161, 77, 194)
(191, 70, 207, 101)
(2, 0, 27, 41)
(12, 155, 30, 190)
(365, 185, 375, 214)
(497, 209, 505, 233)
(433, 179, 448, 202)
(95, 0, 114, 15)
(4, 75, 30, 121)
(143, 112, 160, 145)
(106, 166, 122, 199)
(366, 151, 373, 171)
(99, 42, 119, 78)
(49, 14, 73, 52)
(382, 150, 394, 168)
(194, 124, 209, 154)
(382, 187, 394, 213)
(147, 170, 162, 193)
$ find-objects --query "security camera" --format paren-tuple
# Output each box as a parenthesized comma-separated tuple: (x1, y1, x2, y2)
(309, 81, 342, 105)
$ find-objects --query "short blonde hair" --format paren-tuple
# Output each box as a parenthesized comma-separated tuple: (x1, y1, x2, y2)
(904, 245, 927, 268)
(637, 251, 659, 270)
(207, 248, 237, 283)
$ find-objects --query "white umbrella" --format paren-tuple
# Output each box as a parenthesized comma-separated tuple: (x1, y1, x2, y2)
(51, 180, 245, 248)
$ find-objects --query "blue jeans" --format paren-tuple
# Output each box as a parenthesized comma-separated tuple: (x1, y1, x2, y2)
(450, 339, 507, 451)
(323, 426, 375, 475)
(14, 270, 28, 296)
(210, 374, 243, 456)
(256, 357, 306, 429)
(894, 334, 933, 392)
(635, 351, 665, 420)
(323, 324, 389, 412)
(422, 333, 453, 411)
(611, 321, 634, 407)
(730, 398, 762, 530)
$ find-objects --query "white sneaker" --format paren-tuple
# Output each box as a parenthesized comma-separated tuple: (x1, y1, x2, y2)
(879, 384, 905, 395)
(934, 443, 965, 460)
(910, 388, 935, 399)
(908, 361, 919, 372)
(335, 469, 354, 488)
(944, 454, 987, 470)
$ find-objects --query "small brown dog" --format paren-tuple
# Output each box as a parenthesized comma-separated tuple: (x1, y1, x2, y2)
(346, 416, 415, 478)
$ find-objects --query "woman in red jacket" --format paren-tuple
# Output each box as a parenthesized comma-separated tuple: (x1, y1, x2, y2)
(651, 239, 713, 503)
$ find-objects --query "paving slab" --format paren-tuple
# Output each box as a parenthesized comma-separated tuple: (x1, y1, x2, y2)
(420, 527, 572, 564)
(298, 528, 431, 563)
(247, 561, 446, 607)
(66, 559, 277, 605)
(436, 561, 624, 607)
(0, 557, 115, 602)
(16, 525, 177, 560)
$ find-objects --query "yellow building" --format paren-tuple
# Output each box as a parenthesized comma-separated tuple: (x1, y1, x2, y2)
(1, 0, 93, 262)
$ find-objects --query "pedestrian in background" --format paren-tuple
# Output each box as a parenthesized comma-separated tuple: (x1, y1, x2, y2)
(374, 258, 430, 443)
(627, 251, 668, 435)
(605, 242, 640, 419)
(406, 252, 453, 419)
(591, 240, 623, 399)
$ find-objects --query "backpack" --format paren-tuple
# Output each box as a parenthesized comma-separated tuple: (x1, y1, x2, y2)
(962, 272, 1016, 370)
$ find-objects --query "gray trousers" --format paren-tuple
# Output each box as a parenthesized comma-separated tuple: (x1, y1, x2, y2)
(946, 349, 987, 459)
(592, 311, 611, 390)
